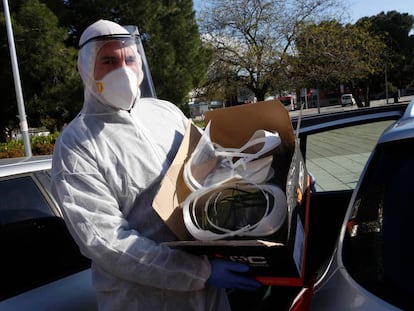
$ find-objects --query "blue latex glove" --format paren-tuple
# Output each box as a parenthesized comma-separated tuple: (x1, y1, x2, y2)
(207, 259, 262, 291)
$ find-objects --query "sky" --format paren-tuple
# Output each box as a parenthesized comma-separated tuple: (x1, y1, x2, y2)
(193, 0, 414, 22)
(347, 0, 414, 22)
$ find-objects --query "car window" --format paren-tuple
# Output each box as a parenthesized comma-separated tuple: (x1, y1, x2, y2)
(305, 120, 394, 191)
(342, 138, 414, 310)
(0, 176, 54, 225)
(0, 174, 91, 300)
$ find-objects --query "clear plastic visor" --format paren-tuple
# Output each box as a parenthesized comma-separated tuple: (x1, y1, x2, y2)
(78, 31, 156, 98)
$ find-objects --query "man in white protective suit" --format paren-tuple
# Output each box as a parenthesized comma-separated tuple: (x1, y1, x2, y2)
(51, 19, 261, 311)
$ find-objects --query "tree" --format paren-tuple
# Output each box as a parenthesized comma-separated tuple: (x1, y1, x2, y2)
(358, 11, 414, 98)
(139, 0, 212, 112)
(0, 0, 80, 141)
(291, 20, 386, 106)
(197, 0, 346, 102)
(47, 0, 212, 113)
(202, 57, 241, 105)
(0, 0, 210, 140)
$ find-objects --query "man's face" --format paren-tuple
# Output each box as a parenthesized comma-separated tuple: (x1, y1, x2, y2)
(94, 41, 140, 80)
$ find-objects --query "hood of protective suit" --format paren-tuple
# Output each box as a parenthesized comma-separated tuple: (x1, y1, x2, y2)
(78, 19, 144, 111)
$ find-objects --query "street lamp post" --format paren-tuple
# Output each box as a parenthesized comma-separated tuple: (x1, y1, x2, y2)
(2, 0, 32, 157)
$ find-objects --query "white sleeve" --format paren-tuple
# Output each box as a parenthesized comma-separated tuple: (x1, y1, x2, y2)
(51, 135, 211, 291)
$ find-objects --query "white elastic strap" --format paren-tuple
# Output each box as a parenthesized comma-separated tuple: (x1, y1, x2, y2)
(214, 130, 281, 159)
(182, 182, 287, 241)
(188, 185, 252, 240)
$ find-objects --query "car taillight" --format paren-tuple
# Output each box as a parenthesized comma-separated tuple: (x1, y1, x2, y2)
(288, 280, 315, 311)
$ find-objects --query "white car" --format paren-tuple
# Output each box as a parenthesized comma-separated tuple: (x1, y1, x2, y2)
(0, 155, 97, 310)
(0, 101, 409, 311)
(340, 93, 356, 106)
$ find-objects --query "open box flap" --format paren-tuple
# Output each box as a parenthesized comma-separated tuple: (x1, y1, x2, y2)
(203, 100, 296, 152)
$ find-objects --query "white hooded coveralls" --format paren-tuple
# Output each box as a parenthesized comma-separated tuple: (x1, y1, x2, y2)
(51, 20, 230, 311)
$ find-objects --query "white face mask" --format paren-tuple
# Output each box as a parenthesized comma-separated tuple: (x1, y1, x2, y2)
(96, 66, 141, 110)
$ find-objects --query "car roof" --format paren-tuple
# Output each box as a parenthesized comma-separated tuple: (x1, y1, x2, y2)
(378, 99, 414, 144)
(0, 155, 52, 178)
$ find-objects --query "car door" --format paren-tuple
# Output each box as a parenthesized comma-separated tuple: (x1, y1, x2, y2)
(291, 103, 407, 281)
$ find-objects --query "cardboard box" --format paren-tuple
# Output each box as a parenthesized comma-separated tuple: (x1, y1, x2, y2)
(154, 100, 310, 286)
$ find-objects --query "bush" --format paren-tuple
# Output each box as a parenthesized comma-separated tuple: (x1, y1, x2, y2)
(0, 132, 59, 159)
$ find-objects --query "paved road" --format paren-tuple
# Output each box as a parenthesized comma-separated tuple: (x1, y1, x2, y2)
(305, 120, 394, 191)
(289, 95, 414, 119)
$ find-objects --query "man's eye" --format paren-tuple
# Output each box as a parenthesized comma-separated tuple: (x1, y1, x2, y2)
(102, 59, 115, 65)
(126, 57, 136, 65)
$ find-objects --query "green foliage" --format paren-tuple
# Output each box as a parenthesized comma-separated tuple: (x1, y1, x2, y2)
(197, 0, 346, 102)
(1, 0, 413, 151)
(193, 119, 205, 128)
(30, 132, 59, 146)
(0, 0, 82, 142)
(30, 132, 59, 155)
(292, 20, 386, 89)
(0, 0, 211, 143)
(0, 140, 25, 158)
(196, 1, 414, 104)
(0, 132, 59, 158)
(143, 0, 211, 107)
(358, 11, 414, 91)
(49, 0, 212, 109)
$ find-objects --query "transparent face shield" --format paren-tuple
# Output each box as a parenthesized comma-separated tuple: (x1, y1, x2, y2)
(123, 25, 157, 98)
(78, 26, 156, 105)
(182, 182, 288, 241)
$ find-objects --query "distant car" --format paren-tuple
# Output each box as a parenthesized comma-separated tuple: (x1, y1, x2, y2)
(340, 93, 356, 106)
(288, 100, 414, 310)
(0, 155, 96, 310)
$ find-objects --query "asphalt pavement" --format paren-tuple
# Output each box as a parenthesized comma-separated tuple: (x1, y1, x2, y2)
(289, 95, 414, 118)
